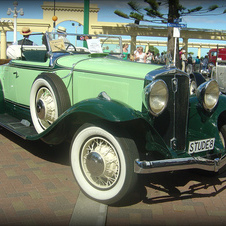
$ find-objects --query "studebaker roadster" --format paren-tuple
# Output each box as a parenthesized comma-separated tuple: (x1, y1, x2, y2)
(1, 31, 226, 205)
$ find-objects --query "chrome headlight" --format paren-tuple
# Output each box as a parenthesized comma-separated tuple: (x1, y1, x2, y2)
(196, 80, 219, 111)
(143, 79, 168, 116)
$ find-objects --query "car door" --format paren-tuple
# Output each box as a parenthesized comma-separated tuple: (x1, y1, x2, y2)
(1, 64, 18, 103)
(6, 60, 51, 106)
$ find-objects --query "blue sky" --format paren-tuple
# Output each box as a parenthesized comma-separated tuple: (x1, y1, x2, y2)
(1, 0, 226, 56)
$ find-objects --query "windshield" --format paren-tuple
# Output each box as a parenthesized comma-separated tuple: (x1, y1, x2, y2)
(46, 32, 122, 56)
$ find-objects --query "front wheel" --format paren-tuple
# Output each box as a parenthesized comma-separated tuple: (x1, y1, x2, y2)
(70, 124, 139, 205)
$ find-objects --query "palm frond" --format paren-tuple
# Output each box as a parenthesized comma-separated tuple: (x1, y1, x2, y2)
(114, 10, 130, 19)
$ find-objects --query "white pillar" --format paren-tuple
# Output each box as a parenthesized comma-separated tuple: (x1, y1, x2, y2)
(1, 31, 7, 59)
(198, 46, 201, 58)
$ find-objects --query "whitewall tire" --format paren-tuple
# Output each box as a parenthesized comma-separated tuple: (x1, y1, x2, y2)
(70, 124, 139, 204)
(30, 73, 70, 133)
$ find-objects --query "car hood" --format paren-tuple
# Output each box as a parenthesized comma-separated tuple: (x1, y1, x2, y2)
(56, 54, 163, 79)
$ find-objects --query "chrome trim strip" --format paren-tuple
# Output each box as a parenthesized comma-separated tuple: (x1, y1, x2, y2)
(73, 68, 145, 81)
(5, 99, 29, 109)
(134, 154, 226, 174)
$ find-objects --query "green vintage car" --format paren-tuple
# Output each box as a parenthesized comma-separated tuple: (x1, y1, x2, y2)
(1, 31, 226, 204)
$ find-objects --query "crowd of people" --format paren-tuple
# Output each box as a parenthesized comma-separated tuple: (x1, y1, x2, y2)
(122, 43, 167, 64)
(179, 48, 210, 74)
(122, 43, 211, 76)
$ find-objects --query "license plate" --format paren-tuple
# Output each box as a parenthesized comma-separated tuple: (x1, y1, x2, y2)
(188, 138, 215, 154)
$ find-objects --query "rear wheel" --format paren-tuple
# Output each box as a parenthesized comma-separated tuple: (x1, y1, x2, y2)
(70, 123, 139, 204)
(30, 73, 71, 133)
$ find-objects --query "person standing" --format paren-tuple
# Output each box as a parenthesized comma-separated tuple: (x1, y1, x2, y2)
(122, 43, 129, 60)
(186, 54, 193, 74)
(181, 50, 187, 72)
(134, 47, 146, 63)
(179, 48, 183, 69)
(202, 55, 209, 70)
(146, 50, 154, 64)
(160, 52, 166, 64)
(194, 56, 201, 72)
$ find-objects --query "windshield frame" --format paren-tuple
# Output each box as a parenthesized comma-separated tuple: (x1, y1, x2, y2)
(45, 32, 123, 56)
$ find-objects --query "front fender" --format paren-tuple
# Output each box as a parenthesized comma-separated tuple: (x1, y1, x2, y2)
(49, 96, 172, 156)
(67, 97, 141, 122)
(27, 96, 144, 142)
(187, 94, 226, 156)
(28, 95, 172, 158)
(190, 72, 206, 87)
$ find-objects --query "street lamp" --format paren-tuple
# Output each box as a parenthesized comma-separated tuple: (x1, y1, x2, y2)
(7, 1, 24, 43)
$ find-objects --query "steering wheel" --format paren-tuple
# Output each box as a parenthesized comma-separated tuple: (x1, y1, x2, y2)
(65, 42, 76, 52)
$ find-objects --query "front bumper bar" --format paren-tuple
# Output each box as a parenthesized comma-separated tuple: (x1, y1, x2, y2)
(134, 154, 226, 174)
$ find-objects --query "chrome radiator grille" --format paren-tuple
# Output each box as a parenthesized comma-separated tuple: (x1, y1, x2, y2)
(153, 73, 189, 150)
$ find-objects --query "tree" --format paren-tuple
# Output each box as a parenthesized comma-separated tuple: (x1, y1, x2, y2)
(115, 0, 226, 66)
(148, 45, 159, 55)
(188, 52, 194, 56)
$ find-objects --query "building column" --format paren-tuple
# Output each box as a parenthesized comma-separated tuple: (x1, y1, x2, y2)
(130, 35, 137, 55)
(145, 43, 149, 53)
(197, 45, 201, 58)
(1, 30, 7, 59)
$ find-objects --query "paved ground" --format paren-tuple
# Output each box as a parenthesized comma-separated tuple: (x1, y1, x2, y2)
(1, 127, 226, 225)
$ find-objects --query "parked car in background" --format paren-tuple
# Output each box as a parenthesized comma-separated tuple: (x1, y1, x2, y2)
(211, 58, 226, 93)
(1, 31, 226, 205)
(208, 47, 226, 66)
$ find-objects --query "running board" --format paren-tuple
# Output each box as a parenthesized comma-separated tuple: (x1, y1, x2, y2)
(0, 113, 37, 139)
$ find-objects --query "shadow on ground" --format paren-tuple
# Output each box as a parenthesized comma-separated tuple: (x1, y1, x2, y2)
(113, 168, 226, 207)
(142, 169, 226, 204)
(0, 127, 70, 166)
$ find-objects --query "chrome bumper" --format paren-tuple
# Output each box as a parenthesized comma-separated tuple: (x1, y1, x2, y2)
(134, 154, 226, 174)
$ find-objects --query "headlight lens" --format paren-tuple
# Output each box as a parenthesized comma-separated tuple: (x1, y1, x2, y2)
(143, 80, 168, 116)
(196, 80, 219, 111)
(204, 80, 219, 110)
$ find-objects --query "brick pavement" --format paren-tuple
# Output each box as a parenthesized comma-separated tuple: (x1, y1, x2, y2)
(0, 128, 79, 225)
(1, 126, 226, 225)
(106, 169, 226, 225)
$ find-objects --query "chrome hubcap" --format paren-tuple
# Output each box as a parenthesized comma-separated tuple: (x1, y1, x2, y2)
(36, 99, 45, 119)
(81, 137, 120, 189)
(35, 87, 56, 129)
(86, 152, 104, 177)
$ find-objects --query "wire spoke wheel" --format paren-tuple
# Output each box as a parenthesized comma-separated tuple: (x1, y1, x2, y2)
(81, 136, 120, 189)
(70, 124, 139, 204)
